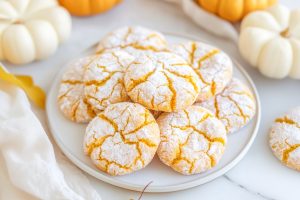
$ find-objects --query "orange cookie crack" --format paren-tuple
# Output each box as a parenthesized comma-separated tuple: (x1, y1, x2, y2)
(197, 78, 256, 134)
(197, 49, 220, 69)
(282, 144, 300, 165)
(124, 52, 201, 112)
(275, 117, 300, 129)
(169, 110, 225, 169)
(275, 116, 300, 164)
(126, 68, 157, 92)
(162, 71, 177, 111)
(269, 107, 300, 172)
(84, 102, 160, 175)
(195, 49, 220, 96)
(83, 51, 134, 112)
(157, 106, 227, 175)
(96, 26, 168, 55)
(86, 113, 148, 171)
(170, 41, 233, 102)
(57, 55, 98, 123)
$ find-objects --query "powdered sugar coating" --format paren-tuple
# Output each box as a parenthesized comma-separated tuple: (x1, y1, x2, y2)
(84, 51, 135, 113)
(170, 41, 233, 102)
(269, 107, 300, 171)
(124, 52, 201, 112)
(157, 106, 227, 175)
(84, 102, 160, 176)
(58, 55, 98, 123)
(96, 26, 167, 57)
(196, 78, 256, 134)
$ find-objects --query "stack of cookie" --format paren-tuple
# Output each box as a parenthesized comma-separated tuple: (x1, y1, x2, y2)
(57, 26, 256, 176)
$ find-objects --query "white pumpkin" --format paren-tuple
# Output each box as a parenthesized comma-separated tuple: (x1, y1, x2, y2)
(239, 4, 300, 79)
(0, 0, 71, 65)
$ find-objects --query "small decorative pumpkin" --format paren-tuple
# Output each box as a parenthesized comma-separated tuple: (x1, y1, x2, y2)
(58, 0, 122, 16)
(198, 0, 277, 22)
(239, 5, 300, 79)
(0, 0, 71, 65)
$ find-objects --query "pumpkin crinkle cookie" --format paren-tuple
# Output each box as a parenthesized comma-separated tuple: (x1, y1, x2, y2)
(124, 52, 201, 112)
(157, 106, 227, 175)
(83, 51, 134, 113)
(57, 55, 98, 123)
(269, 107, 300, 171)
(170, 41, 233, 102)
(196, 78, 256, 134)
(96, 26, 168, 56)
(84, 102, 160, 176)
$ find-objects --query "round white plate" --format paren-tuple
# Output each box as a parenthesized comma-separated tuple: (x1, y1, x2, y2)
(46, 33, 261, 193)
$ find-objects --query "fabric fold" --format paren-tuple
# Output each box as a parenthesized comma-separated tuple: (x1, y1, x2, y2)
(0, 74, 101, 200)
(164, 0, 239, 42)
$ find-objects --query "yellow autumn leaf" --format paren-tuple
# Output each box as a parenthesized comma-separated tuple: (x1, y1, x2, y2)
(0, 65, 46, 109)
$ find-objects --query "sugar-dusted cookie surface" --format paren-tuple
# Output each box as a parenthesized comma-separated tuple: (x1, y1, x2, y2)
(84, 102, 160, 176)
(83, 51, 134, 113)
(96, 26, 167, 56)
(269, 107, 300, 172)
(58, 55, 98, 123)
(170, 41, 233, 102)
(124, 52, 201, 112)
(196, 78, 256, 134)
(157, 106, 227, 175)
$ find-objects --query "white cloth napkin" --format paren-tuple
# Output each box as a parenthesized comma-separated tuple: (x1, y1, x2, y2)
(165, 0, 239, 42)
(0, 79, 101, 200)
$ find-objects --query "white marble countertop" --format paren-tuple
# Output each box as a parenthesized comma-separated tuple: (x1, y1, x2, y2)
(6, 0, 300, 199)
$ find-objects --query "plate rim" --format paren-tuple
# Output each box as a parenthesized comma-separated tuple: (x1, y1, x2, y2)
(46, 32, 261, 193)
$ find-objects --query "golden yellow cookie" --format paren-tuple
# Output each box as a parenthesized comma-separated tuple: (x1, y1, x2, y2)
(57, 55, 98, 123)
(124, 52, 201, 112)
(157, 106, 227, 175)
(96, 26, 167, 57)
(84, 102, 160, 176)
(83, 51, 134, 113)
(170, 41, 233, 102)
(196, 78, 256, 134)
(269, 107, 300, 171)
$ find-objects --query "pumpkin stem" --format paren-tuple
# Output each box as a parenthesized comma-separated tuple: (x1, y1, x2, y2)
(280, 28, 290, 38)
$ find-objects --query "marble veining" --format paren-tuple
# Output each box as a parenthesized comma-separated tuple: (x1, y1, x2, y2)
(224, 175, 276, 200)
(5, 0, 300, 199)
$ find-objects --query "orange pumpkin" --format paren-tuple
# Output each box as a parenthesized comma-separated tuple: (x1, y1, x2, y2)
(58, 0, 122, 16)
(198, 0, 277, 22)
